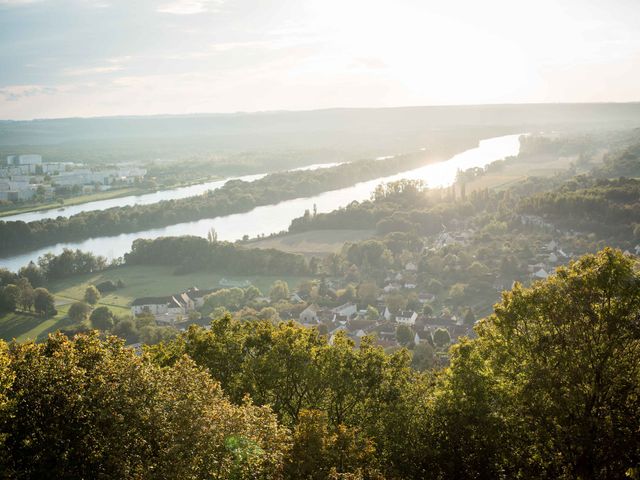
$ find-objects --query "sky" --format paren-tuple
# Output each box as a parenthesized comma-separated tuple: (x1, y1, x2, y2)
(0, 0, 639, 120)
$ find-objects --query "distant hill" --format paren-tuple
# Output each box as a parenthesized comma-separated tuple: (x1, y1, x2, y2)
(1, 103, 639, 164)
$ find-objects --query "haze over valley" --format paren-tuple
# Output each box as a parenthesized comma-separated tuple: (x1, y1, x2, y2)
(0, 1, 639, 478)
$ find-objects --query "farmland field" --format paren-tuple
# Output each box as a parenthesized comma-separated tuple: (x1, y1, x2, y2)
(246, 229, 375, 256)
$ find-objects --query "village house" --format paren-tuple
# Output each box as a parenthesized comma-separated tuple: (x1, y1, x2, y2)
(383, 283, 401, 293)
(414, 329, 432, 345)
(174, 292, 195, 311)
(289, 292, 304, 303)
(424, 324, 475, 343)
(533, 268, 549, 279)
(395, 310, 418, 326)
(418, 292, 436, 304)
(185, 287, 219, 308)
(130, 295, 190, 324)
(331, 302, 358, 319)
(299, 304, 320, 324)
(528, 262, 547, 273)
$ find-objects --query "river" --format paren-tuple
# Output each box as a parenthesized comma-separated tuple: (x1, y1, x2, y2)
(0, 162, 352, 223)
(0, 134, 522, 271)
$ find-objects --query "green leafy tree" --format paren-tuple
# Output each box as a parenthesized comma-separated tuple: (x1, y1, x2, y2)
(357, 282, 378, 306)
(203, 288, 245, 313)
(395, 325, 414, 346)
(474, 248, 640, 478)
(428, 279, 444, 293)
(149, 315, 246, 399)
(33, 288, 55, 317)
(258, 307, 279, 322)
(448, 283, 468, 306)
(433, 328, 451, 348)
(286, 409, 331, 479)
(338, 284, 356, 304)
(240, 321, 326, 423)
(148, 317, 413, 439)
(83, 285, 100, 305)
(1, 285, 19, 312)
(269, 280, 290, 303)
(0, 332, 289, 479)
(468, 261, 489, 278)
(309, 257, 320, 275)
(366, 305, 379, 321)
(90, 306, 115, 330)
(68, 302, 92, 323)
(113, 317, 140, 344)
(17, 262, 45, 287)
(315, 333, 411, 427)
(385, 293, 407, 314)
(323, 253, 343, 277)
(285, 409, 380, 479)
(243, 285, 262, 303)
(411, 343, 436, 371)
(207, 227, 218, 243)
(426, 339, 511, 479)
(15, 278, 34, 312)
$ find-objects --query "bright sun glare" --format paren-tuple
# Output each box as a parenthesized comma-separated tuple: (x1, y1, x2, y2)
(0, 0, 638, 118)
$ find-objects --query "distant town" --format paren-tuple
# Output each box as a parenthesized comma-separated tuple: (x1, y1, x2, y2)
(0, 154, 146, 203)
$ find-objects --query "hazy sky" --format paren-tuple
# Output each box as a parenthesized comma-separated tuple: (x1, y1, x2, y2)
(1, 0, 639, 119)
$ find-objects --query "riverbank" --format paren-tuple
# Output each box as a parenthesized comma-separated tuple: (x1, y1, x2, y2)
(0, 174, 227, 220)
(0, 186, 147, 218)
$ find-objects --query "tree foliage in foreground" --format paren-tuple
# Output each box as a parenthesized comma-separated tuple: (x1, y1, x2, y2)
(0, 248, 638, 479)
(149, 248, 640, 479)
(0, 333, 289, 479)
(424, 247, 640, 479)
(472, 247, 640, 478)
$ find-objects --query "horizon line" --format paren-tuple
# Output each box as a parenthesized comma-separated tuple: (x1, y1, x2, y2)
(2, 100, 639, 123)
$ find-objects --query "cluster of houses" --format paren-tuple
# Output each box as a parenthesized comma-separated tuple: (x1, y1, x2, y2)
(130, 287, 217, 325)
(128, 219, 612, 351)
(526, 239, 571, 280)
(130, 281, 471, 351)
(528, 237, 640, 281)
(381, 261, 419, 293)
(299, 301, 472, 349)
(0, 154, 147, 202)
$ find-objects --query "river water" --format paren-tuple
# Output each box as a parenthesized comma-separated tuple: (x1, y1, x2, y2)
(0, 134, 522, 271)
(0, 161, 348, 224)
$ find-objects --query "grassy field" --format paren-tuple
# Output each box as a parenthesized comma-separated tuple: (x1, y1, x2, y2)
(0, 265, 310, 342)
(246, 229, 375, 256)
(464, 154, 589, 192)
(0, 301, 77, 343)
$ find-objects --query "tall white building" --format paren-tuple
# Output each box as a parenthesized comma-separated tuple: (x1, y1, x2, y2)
(6, 154, 42, 166)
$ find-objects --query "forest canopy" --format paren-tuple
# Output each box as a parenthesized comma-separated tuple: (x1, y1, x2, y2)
(0, 248, 637, 479)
